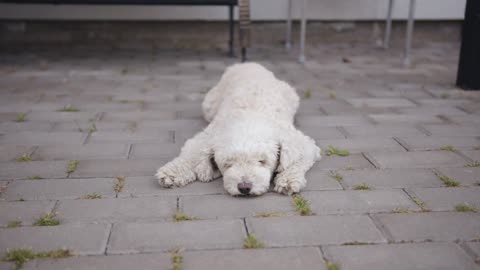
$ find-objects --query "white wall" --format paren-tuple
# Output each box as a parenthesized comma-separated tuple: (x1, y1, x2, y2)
(0, 0, 466, 21)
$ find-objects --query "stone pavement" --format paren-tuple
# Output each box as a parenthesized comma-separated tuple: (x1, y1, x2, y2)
(0, 41, 480, 270)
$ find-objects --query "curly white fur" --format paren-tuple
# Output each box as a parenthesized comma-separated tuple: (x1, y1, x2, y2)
(156, 63, 321, 196)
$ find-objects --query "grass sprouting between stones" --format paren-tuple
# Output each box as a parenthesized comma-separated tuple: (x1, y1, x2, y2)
(27, 176, 42, 180)
(304, 89, 312, 99)
(292, 195, 312, 216)
(353, 184, 371, 190)
(66, 160, 79, 175)
(455, 203, 477, 212)
(439, 145, 456, 152)
(465, 160, 480, 168)
(3, 248, 71, 270)
(326, 262, 340, 270)
(88, 123, 97, 134)
(169, 248, 183, 270)
(114, 176, 126, 193)
(254, 212, 284, 218)
(329, 171, 343, 181)
(392, 207, 411, 214)
(243, 234, 264, 249)
(16, 153, 32, 162)
(341, 241, 370, 246)
(80, 193, 102, 199)
(6, 220, 22, 228)
(435, 172, 460, 187)
(474, 146, 480, 150)
(173, 212, 197, 222)
(344, 166, 354, 171)
(325, 145, 350, 157)
(16, 113, 26, 122)
(411, 196, 428, 211)
(33, 213, 60, 226)
(329, 91, 337, 99)
(57, 105, 79, 112)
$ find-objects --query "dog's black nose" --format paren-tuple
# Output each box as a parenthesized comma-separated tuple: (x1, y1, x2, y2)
(238, 182, 252, 195)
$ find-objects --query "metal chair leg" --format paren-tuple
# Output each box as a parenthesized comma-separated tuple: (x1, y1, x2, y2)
(286, 0, 293, 50)
(404, 0, 416, 66)
(384, 0, 394, 49)
(299, 0, 307, 63)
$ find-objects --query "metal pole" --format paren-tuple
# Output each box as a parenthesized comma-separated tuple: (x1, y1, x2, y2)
(404, 0, 415, 66)
(299, 0, 307, 63)
(286, 0, 293, 50)
(229, 4, 234, 57)
(384, 0, 394, 49)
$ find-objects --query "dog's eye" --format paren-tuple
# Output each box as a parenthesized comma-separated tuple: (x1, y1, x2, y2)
(224, 163, 233, 169)
(258, 160, 267, 165)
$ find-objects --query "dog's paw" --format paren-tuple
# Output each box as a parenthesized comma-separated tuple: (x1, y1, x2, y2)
(273, 174, 305, 195)
(155, 164, 195, 188)
(194, 159, 220, 182)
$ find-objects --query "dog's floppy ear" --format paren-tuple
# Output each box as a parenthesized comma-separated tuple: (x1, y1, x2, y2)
(275, 130, 321, 174)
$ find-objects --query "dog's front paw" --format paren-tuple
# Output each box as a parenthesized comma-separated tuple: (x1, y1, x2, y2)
(273, 174, 306, 195)
(194, 159, 220, 182)
(156, 162, 195, 188)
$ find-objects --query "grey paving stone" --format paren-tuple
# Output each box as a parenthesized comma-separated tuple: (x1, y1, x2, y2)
(0, 145, 36, 162)
(324, 242, 479, 270)
(26, 253, 171, 270)
(464, 242, 480, 263)
(70, 159, 168, 178)
(119, 176, 226, 197)
(435, 167, 480, 186)
(101, 111, 176, 121)
(339, 168, 442, 189)
(396, 106, 468, 116)
(57, 197, 177, 223)
(25, 111, 100, 122)
(314, 154, 374, 171)
(410, 187, 480, 211)
(447, 115, 480, 125)
(0, 201, 55, 226)
(296, 116, 372, 128)
(183, 247, 326, 270)
(246, 215, 386, 247)
(0, 121, 53, 133)
(32, 144, 129, 160)
(51, 121, 132, 132)
(375, 212, 480, 242)
(342, 125, 427, 138)
(297, 127, 346, 140)
(346, 98, 416, 108)
(129, 143, 182, 159)
(422, 124, 480, 136)
(396, 136, 480, 151)
(366, 151, 468, 169)
(369, 114, 444, 124)
(180, 194, 295, 219)
(0, 132, 87, 145)
(316, 138, 405, 154)
(137, 119, 207, 131)
(87, 131, 173, 144)
(0, 160, 69, 180)
(303, 190, 420, 215)
(107, 219, 246, 254)
(462, 150, 480, 162)
(305, 170, 344, 191)
(2, 178, 116, 201)
(0, 224, 110, 255)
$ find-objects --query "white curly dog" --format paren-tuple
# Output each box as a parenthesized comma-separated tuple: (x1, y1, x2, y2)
(156, 63, 321, 196)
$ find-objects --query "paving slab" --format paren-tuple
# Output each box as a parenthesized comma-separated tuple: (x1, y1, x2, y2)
(316, 138, 406, 154)
(0, 160, 69, 180)
(183, 247, 326, 270)
(410, 187, 480, 211)
(119, 176, 226, 197)
(296, 116, 372, 127)
(366, 151, 468, 169)
(101, 111, 176, 121)
(342, 125, 427, 138)
(87, 131, 173, 144)
(107, 219, 246, 254)
(422, 124, 480, 136)
(25, 253, 171, 270)
(396, 136, 480, 151)
(0, 132, 87, 145)
(246, 215, 386, 247)
(464, 242, 480, 263)
(2, 178, 117, 201)
(461, 150, 480, 162)
(180, 193, 295, 219)
(369, 114, 444, 124)
(324, 242, 479, 270)
(0, 224, 110, 255)
(339, 168, 442, 189)
(0, 121, 53, 133)
(32, 144, 129, 160)
(129, 143, 182, 159)
(346, 98, 416, 108)
(0, 201, 55, 227)
(303, 190, 420, 215)
(435, 167, 480, 186)
(313, 154, 375, 171)
(70, 159, 168, 178)
(305, 170, 344, 191)
(0, 145, 36, 162)
(57, 197, 177, 223)
(375, 212, 480, 242)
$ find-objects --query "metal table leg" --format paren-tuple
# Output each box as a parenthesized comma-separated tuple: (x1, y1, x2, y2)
(299, 0, 307, 63)
(286, 0, 293, 50)
(404, 0, 416, 66)
(384, 0, 394, 49)
(228, 4, 234, 57)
